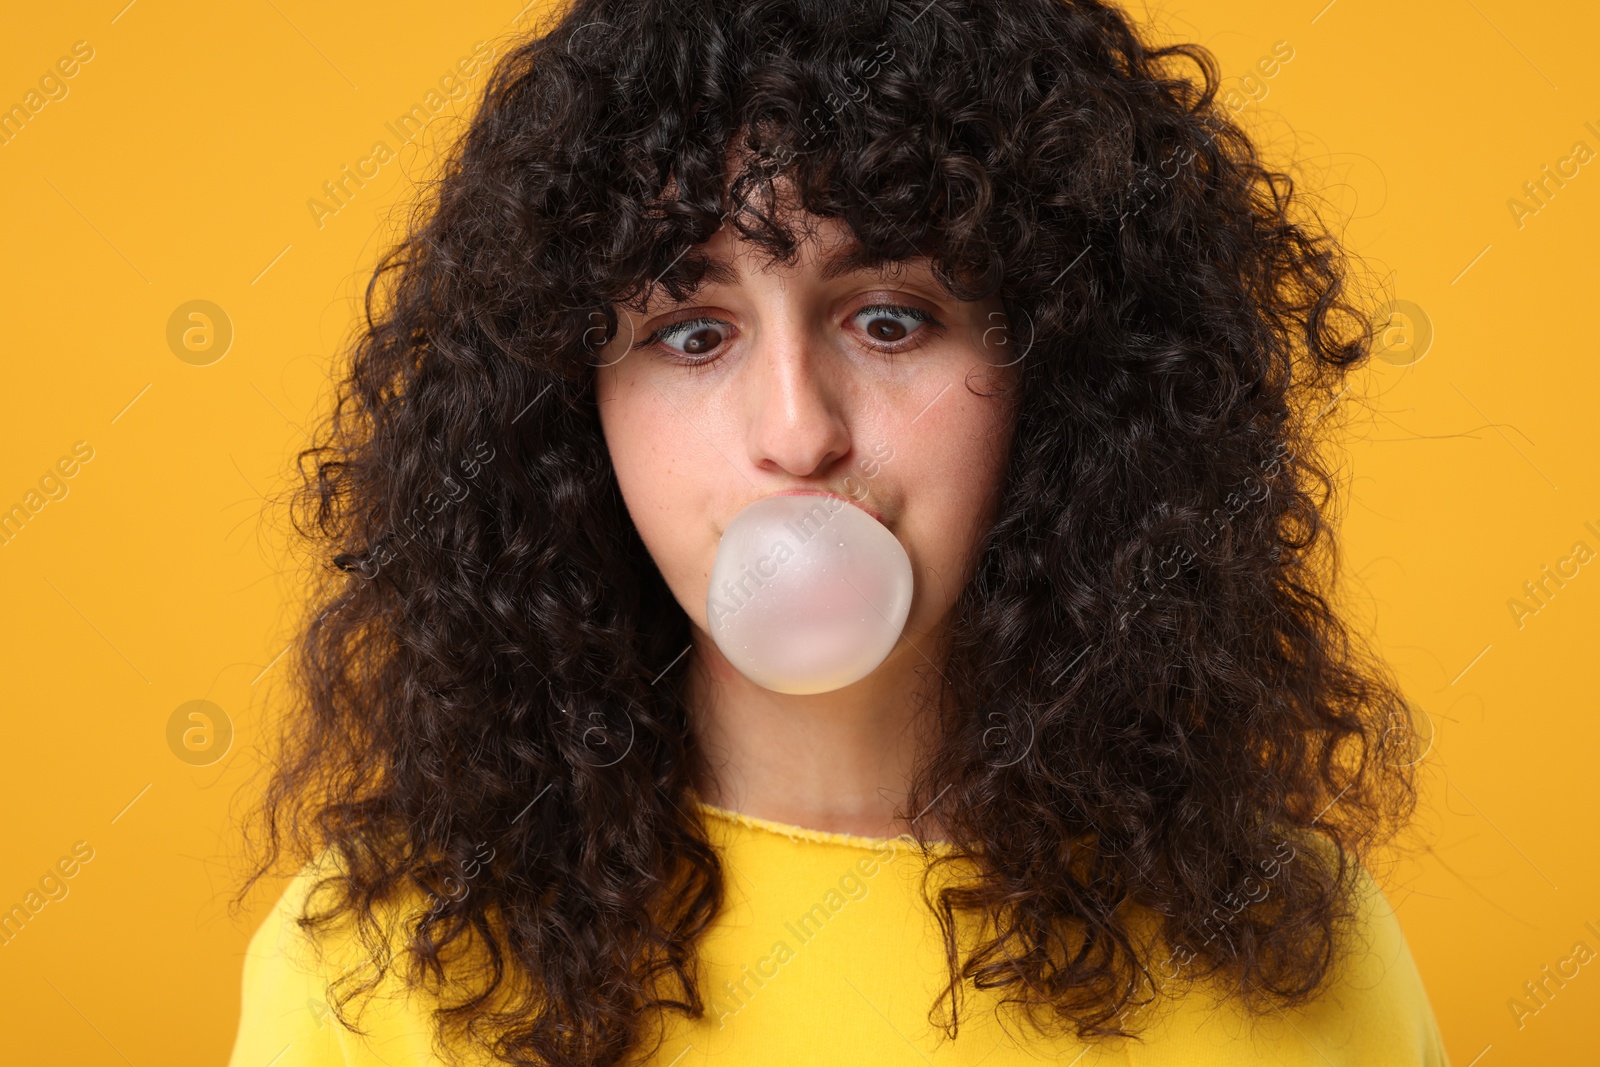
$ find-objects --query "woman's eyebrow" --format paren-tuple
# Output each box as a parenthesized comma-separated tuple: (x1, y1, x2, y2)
(817, 241, 925, 281)
(640, 241, 930, 311)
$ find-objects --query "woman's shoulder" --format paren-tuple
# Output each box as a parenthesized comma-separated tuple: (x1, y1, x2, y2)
(226, 848, 466, 1067)
(1126, 859, 1450, 1067)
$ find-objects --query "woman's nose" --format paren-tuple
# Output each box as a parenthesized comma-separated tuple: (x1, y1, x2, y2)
(741, 315, 854, 478)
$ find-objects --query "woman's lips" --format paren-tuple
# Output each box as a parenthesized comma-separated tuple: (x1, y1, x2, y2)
(770, 489, 885, 525)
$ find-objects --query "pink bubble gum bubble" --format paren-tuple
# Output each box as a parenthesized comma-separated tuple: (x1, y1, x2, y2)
(706, 493, 913, 695)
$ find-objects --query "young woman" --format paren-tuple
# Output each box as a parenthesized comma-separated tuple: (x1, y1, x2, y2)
(228, 0, 1449, 1064)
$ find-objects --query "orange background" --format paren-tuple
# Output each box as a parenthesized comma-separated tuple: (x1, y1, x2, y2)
(1, 1, 1594, 1064)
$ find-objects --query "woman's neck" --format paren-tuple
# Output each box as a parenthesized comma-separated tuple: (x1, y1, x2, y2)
(682, 625, 949, 841)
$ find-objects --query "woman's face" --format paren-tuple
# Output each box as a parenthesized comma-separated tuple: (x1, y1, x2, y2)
(593, 213, 1020, 666)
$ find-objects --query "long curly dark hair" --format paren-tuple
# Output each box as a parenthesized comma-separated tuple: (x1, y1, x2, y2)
(237, 0, 1420, 1063)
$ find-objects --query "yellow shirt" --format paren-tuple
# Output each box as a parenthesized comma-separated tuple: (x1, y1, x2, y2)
(228, 801, 1450, 1066)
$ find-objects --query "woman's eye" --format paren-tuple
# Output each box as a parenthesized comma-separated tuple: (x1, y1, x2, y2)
(639, 303, 939, 365)
(649, 317, 728, 360)
(855, 304, 934, 344)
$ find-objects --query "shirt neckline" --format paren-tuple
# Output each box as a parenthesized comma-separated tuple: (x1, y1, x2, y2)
(694, 798, 957, 853)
